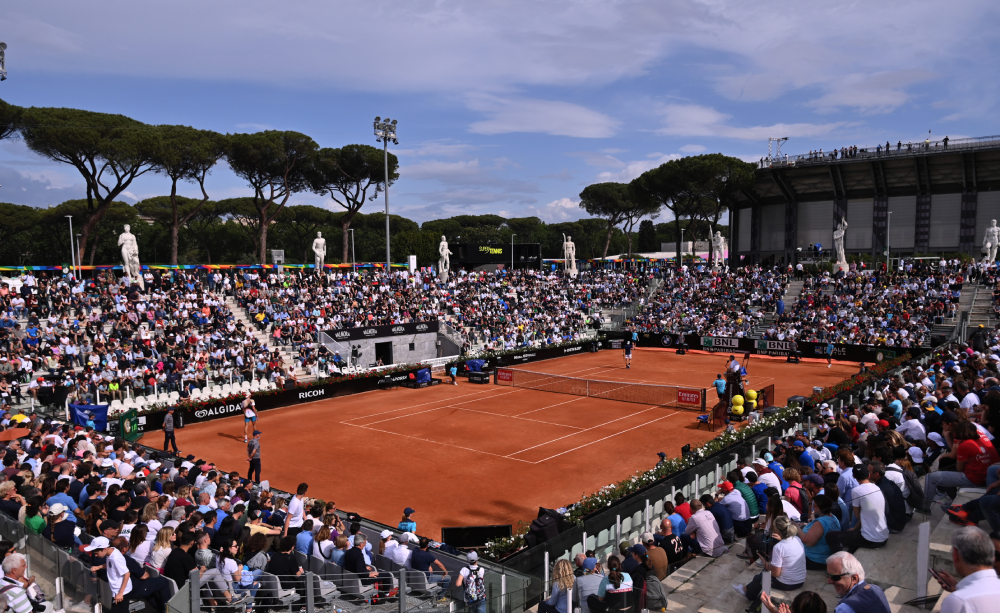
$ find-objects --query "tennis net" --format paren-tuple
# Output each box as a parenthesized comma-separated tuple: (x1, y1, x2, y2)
(495, 368, 707, 410)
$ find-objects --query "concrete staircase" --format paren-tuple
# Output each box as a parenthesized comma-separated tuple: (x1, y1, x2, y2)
(225, 297, 315, 382)
(750, 280, 804, 337)
(967, 283, 996, 329)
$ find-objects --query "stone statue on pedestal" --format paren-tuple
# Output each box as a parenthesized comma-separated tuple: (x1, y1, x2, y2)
(438, 236, 452, 282)
(118, 224, 144, 289)
(312, 232, 326, 270)
(833, 219, 848, 272)
(563, 234, 577, 276)
(711, 231, 728, 267)
(983, 219, 1000, 264)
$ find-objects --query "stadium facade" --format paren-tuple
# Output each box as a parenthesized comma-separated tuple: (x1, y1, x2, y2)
(731, 135, 1000, 267)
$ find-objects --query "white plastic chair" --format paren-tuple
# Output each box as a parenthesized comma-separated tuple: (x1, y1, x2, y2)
(249, 380, 261, 392)
(109, 399, 123, 411)
(239, 381, 251, 391)
(121, 397, 135, 409)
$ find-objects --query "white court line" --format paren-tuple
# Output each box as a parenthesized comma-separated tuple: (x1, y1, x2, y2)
(345, 423, 535, 463)
(533, 411, 682, 463)
(505, 406, 661, 458)
(514, 396, 585, 416)
(339, 387, 508, 422)
(451, 406, 584, 430)
(345, 389, 522, 427)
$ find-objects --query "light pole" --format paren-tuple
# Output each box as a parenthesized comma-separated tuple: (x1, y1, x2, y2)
(348, 228, 356, 271)
(511, 233, 516, 271)
(65, 215, 75, 276)
(679, 225, 685, 269)
(373, 116, 398, 272)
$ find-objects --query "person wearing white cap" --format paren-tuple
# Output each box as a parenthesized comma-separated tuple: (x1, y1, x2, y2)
(86, 537, 132, 613)
(456, 551, 487, 613)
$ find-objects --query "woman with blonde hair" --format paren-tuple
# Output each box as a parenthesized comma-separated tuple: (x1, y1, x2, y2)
(142, 502, 162, 535)
(147, 526, 175, 571)
(733, 515, 806, 609)
(539, 559, 577, 613)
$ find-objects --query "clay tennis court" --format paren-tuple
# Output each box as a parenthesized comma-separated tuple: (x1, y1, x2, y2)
(141, 349, 856, 538)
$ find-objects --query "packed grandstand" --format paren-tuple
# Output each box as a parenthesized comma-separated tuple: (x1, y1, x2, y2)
(0, 260, 994, 613)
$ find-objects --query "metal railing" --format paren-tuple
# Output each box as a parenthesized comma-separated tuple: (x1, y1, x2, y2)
(759, 134, 1000, 169)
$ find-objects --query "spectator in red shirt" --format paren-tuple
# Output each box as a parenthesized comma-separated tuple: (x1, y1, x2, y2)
(922, 421, 999, 512)
(673, 493, 692, 522)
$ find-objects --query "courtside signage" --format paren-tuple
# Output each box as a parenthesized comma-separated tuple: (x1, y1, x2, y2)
(701, 337, 739, 350)
(496, 368, 513, 382)
(677, 389, 702, 405)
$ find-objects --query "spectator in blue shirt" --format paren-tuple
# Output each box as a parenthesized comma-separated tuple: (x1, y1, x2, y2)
(45, 479, 81, 520)
(295, 520, 315, 555)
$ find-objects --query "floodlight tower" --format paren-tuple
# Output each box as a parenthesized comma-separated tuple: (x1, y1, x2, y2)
(374, 116, 398, 271)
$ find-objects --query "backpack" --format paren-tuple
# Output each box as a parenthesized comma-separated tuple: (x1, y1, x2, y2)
(463, 565, 486, 602)
(786, 483, 811, 516)
(886, 466, 924, 509)
(643, 570, 668, 610)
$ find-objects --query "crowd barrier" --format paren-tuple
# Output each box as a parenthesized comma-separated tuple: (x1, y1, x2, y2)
(606, 331, 929, 363)
(108, 366, 433, 437)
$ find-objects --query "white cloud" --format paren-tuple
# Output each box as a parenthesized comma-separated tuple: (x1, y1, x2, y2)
(679, 144, 706, 153)
(596, 153, 681, 183)
(0, 165, 85, 207)
(657, 104, 850, 141)
(393, 140, 477, 158)
(466, 94, 619, 138)
(402, 159, 483, 181)
(524, 197, 582, 222)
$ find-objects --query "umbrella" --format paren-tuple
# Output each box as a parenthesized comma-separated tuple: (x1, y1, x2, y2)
(0, 428, 30, 442)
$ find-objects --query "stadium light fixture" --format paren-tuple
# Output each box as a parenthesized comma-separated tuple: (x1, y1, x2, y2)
(65, 216, 75, 274)
(374, 116, 398, 271)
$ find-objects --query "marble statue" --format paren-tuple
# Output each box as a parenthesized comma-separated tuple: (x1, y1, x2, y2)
(0, 42, 6, 81)
(312, 231, 326, 270)
(117, 224, 144, 289)
(833, 219, 848, 271)
(711, 231, 728, 266)
(563, 234, 577, 276)
(983, 219, 1000, 264)
(438, 235, 452, 282)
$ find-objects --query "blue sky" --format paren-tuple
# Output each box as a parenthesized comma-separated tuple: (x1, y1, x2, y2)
(1, 0, 998, 224)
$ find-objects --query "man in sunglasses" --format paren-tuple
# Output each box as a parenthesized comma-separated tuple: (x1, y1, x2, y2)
(825, 551, 889, 613)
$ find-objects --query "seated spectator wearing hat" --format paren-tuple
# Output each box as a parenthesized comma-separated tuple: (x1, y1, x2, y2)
(718, 480, 754, 538)
(826, 465, 889, 553)
(640, 532, 669, 580)
(825, 551, 891, 613)
(575, 557, 604, 613)
(626, 544, 668, 612)
(42, 503, 80, 549)
(922, 421, 999, 512)
(732, 516, 806, 608)
(791, 440, 815, 472)
(682, 498, 726, 557)
(701, 493, 734, 544)
(751, 458, 782, 493)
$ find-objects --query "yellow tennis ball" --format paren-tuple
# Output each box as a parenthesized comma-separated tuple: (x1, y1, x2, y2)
(732, 395, 744, 406)
(746, 389, 757, 401)
(732, 405, 744, 415)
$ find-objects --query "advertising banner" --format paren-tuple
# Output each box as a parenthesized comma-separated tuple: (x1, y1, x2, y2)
(610, 332, 926, 363)
(677, 389, 703, 405)
(324, 321, 439, 343)
(119, 409, 141, 442)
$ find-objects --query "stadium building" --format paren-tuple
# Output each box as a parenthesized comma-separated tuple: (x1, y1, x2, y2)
(731, 135, 1000, 266)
